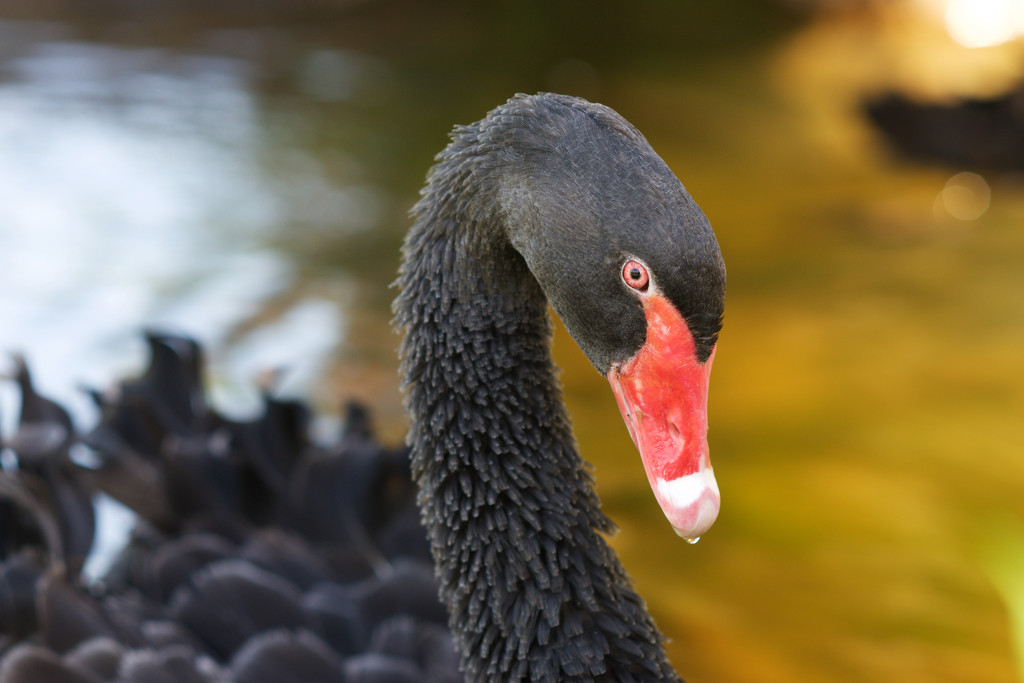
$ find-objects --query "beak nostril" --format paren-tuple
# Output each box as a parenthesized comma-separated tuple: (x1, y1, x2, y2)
(667, 418, 685, 448)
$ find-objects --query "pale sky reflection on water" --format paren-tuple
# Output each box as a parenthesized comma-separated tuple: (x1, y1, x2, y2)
(0, 37, 346, 430)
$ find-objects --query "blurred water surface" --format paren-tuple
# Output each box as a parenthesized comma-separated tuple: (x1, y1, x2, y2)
(1, 2, 1024, 682)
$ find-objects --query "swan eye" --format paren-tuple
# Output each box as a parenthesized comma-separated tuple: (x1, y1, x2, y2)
(622, 260, 650, 292)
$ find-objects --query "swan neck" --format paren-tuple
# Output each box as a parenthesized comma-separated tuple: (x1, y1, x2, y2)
(395, 138, 681, 682)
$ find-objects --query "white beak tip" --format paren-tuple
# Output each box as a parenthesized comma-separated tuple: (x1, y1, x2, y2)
(656, 467, 721, 542)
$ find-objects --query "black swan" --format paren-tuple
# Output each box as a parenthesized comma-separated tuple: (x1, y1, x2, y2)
(1, 335, 459, 682)
(0, 92, 725, 683)
(394, 92, 724, 681)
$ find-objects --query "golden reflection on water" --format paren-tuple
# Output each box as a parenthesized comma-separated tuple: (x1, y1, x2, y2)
(550, 12, 1024, 683)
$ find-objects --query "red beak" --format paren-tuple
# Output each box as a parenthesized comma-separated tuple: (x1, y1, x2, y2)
(607, 293, 719, 542)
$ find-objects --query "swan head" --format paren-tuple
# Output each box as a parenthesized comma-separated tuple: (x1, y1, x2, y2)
(495, 93, 726, 540)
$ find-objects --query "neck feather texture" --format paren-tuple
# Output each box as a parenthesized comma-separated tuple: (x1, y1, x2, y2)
(394, 120, 682, 683)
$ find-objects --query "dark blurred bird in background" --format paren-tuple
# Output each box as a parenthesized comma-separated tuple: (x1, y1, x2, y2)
(0, 332, 459, 683)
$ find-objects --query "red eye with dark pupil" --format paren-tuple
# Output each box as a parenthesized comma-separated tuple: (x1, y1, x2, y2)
(622, 260, 649, 291)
